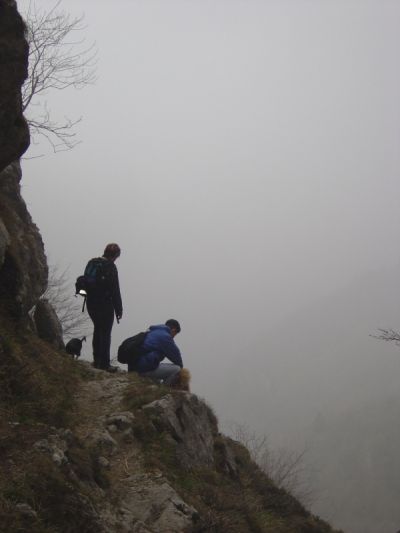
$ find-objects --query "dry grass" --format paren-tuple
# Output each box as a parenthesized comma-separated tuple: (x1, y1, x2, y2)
(0, 319, 103, 532)
(0, 453, 101, 533)
(122, 374, 170, 410)
(0, 318, 340, 533)
(0, 322, 83, 427)
(124, 388, 340, 533)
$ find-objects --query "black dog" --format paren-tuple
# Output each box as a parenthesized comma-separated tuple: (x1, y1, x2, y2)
(65, 336, 86, 359)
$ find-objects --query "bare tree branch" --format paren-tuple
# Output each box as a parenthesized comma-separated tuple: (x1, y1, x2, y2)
(229, 422, 316, 507)
(43, 264, 91, 340)
(22, 1, 97, 153)
(371, 328, 400, 346)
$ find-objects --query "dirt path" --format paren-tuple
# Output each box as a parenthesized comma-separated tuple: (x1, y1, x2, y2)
(73, 364, 145, 480)
(73, 366, 132, 439)
(68, 364, 198, 532)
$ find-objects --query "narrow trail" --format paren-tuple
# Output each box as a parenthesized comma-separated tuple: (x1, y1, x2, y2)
(70, 363, 196, 533)
(73, 366, 132, 439)
(73, 364, 145, 483)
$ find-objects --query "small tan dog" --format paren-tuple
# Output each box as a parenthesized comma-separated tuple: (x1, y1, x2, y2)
(171, 368, 191, 392)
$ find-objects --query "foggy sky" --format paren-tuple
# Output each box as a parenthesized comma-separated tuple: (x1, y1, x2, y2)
(18, 1, 400, 531)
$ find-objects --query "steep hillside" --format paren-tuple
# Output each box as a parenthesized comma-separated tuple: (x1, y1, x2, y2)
(0, 327, 341, 533)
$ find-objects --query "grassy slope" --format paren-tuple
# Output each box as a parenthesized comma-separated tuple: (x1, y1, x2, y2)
(0, 320, 341, 532)
(0, 319, 98, 533)
(124, 384, 340, 533)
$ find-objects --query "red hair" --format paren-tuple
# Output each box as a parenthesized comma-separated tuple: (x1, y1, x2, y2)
(103, 243, 121, 259)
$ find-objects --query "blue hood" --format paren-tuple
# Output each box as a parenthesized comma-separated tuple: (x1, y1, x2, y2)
(133, 323, 183, 373)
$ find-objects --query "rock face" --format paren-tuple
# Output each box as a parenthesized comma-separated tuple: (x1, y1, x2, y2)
(0, 0, 30, 171)
(7, 362, 338, 533)
(31, 373, 203, 533)
(34, 299, 64, 349)
(0, 162, 47, 318)
(117, 477, 199, 533)
(0, 1, 47, 321)
(144, 393, 218, 469)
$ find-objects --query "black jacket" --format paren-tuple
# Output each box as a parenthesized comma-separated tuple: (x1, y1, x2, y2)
(86, 257, 123, 317)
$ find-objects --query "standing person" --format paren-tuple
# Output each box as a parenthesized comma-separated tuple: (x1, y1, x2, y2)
(85, 243, 122, 371)
(129, 319, 183, 385)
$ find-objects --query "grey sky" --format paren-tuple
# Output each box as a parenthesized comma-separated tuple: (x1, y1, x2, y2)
(19, 1, 400, 530)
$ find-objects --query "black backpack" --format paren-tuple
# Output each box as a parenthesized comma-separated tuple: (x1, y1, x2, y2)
(117, 331, 147, 365)
(75, 258, 110, 312)
(75, 258, 109, 295)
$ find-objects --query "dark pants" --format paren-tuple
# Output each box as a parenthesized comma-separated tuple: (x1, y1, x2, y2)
(87, 298, 114, 369)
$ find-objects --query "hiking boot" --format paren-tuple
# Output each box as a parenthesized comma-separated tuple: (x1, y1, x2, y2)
(105, 365, 118, 373)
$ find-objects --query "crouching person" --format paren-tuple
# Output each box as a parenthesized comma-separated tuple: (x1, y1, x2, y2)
(129, 319, 183, 386)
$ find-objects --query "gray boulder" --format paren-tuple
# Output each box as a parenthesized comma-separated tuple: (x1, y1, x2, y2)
(143, 393, 218, 470)
(118, 476, 198, 533)
(34, 298, 64, 349)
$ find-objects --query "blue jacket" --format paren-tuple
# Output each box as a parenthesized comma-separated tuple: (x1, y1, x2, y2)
(134, 324, 183, 373)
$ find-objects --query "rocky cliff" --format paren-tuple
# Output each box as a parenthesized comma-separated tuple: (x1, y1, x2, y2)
(0, 360, 341, 533)
(0, 0, 30, 171)
(0, 3, 341, 532)
(0, 161, 48, 319)
(0, 0, 47, 321)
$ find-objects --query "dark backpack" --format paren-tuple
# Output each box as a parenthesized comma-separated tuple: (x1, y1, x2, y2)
(75, 258, 109, 296)
(117, 331, 147, 365)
